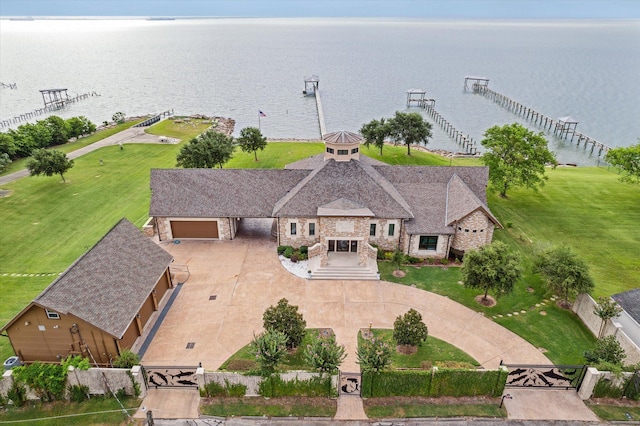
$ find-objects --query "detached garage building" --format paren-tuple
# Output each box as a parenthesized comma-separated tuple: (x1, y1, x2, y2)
(0, 219, 174, 365)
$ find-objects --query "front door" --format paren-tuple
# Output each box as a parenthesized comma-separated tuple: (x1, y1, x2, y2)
(329, 240, 358, 253)
(337, 240, 350, 252)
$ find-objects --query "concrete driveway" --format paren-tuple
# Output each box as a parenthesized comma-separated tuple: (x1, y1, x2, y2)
(141, 219, 551, 371)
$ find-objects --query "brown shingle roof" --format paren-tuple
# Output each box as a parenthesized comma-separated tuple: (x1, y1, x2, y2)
(273, 159, 413, 218)
(323, 131, 363, 144)
(446, 174, 500, 227)
(32, 219, 173, 338)
(150, 168, 309, 217)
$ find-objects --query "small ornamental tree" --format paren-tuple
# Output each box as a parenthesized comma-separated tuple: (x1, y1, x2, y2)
(176, 130, 235, 169)
(462, 241, 522, 305)
(304, 334, 346, 374)
(0, 153, 11, 173)
(112, 349, 140, 368)
(360, 117, 390, 155)
(594, 296, 623, 338)
(393, 308, 429, 349)
(236, 126, 267, 161)
(356, 336, 392, 373)
(263, 298, 307, 349)
(606, 143, 640, 183)
(26, 148, 74, 182)
(584, 335, 626, 366)
(533, 245, 594, 308)
(251, 329, 288, 375)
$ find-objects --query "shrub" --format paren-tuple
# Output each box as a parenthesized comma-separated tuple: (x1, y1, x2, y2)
(116, 387, 128, 400)
(203, 379, 247, 397)
(7, 380, 26, 407)
(13, 362, 66, 402)
(62, 355, 90, 371)
(440, 258, 450, 265)
(593, 377, 624, 398)
(251, 330, 288, 375)
(263, 298, 307, 349)
(259, 374, 333, 397)
(393, 308, 429, 347)
(113, 349, 140, 368)
(304, 334, 346, 374)
(283, 247, 294, 258)
(584, 336, 626, 366)
(406, 256, 421, 264)
(299, 245, 308, 255)
(277, 245, 288, 255)
(69, 384, 90, 403)
(357, 336, 392, 373)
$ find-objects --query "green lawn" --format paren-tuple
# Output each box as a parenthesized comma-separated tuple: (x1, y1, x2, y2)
(0, 396, 139, 425)
(201, 397, 336, 417)
(364, 400, 506, 418)
(587, 402, 640, 421)
(360, 329, 479, 368)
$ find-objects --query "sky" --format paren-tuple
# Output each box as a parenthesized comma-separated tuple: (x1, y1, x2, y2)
(0, 0, 639, 19)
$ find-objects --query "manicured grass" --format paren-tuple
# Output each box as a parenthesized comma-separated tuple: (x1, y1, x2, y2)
(201, 397, 336, 417)
(364, 400, 506, 418)
(0, 396, 139, 425)
(360, 329, 479, 368)
(144, 117, 212, 140)
(361, 144, 453, 166)
(226, 142, 325, 169)
(488, 166, 640, 298)
(218, 329, 321, 372)
(0, 119, 145, 176)
(587, 402, 640, 421)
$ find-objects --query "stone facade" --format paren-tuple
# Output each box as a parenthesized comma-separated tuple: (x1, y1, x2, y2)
(277, 217, 320, 247)
(156, 217, 237, 241)
(368, 218, 402, 251)
(405, 232, 451, 259)
(450, 210, 495, 253)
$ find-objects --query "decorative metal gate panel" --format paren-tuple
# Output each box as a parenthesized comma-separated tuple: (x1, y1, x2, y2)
(143, 365, 198, 389)
(503, 364, 587, 390)
(339, 371, 361, 396)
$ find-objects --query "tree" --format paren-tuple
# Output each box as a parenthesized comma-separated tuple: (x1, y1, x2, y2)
(236, 126, 267, 161)
(251, 330, 288, 375)
(391, 249, 405, 274)
(480, 123, 557, 197)
(0, 153, 11, 173)
(533, 245, 594, 307)
(43, 115, 69, 147)
(606, 143, 640, 183)
(594, 296, 623, 338)
(393, 308, 429, 348)
(176, 130, 235, 169)
(388, 111, 432, 156)
(304, 334, 346, 374)
(356, 336, 392, 373)
(584, 335, 626, 366)
(360, 118, 390, 155)
(26, 149, 74, 182)
(112, 111, 126, 124)
(112, 349, 140, 368)
(263, 298, 307, 349)
(14, 122, 52, 151)
(462, 241, 522, 304)
(66, 116, 96, 139)
(0, 133, 17, 158)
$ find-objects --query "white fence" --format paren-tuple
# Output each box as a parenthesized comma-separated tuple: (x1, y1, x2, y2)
(572, 293, 640, 365)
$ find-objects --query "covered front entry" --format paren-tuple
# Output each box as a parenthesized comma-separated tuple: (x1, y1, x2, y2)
(170, 220, 219, 239)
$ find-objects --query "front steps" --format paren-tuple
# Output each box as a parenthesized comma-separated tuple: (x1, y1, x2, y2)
(310, 264, 379, 280)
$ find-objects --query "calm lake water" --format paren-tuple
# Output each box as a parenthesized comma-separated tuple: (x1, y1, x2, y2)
(1, 18, 639, 164)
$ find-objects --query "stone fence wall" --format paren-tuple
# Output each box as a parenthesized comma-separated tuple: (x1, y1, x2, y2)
(578, 367, 636, 400)
(572, 293, 640, 364)
(198, 369, 338, 396)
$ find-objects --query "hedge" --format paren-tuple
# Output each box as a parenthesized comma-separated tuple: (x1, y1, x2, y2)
(258, 374, 334, 397)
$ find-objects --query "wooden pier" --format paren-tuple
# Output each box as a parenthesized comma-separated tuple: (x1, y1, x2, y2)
(406, 88, 477, 155)
(465, 77, 611, 157)
(0, 91, 100, 129)
(133, 110, 174, 127)
(304, 75, 326, 137)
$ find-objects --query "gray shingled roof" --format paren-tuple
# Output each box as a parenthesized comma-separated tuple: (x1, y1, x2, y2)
(446, 174, 500, 227)
(374, 166, 492, 235)
(323, 131, 363, 144)
(150, 168, 309, 217)
(273, 160, 413, 219)
(33, 219, 173, 338)
(612, 289, 640, 324)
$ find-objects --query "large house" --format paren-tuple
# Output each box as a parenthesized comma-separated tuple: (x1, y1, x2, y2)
(1, 219, 174, 365)
(149, 131, 500, 279)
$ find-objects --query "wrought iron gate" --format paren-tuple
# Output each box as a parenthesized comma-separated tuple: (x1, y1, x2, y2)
(339, 371, 361, 396)
(143, 365, 199, 389)
(503, 363, 587, 390)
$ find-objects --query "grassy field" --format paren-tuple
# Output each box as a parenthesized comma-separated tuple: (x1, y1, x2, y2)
(0, 396, 139, 425)
(360, 329, 480, 368)
(586, 402, 640, 421)
(364, 400, 506, 418)
(201, 397, 336, 417)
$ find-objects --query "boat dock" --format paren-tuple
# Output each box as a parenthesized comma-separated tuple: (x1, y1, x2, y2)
(465, 76, 611, 157)
(406, 89, 477, 155)
(0, 90, 100, 129)
(304, 75, 326, 137)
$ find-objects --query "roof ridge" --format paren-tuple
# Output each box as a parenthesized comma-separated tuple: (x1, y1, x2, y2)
(446, 174, 501, 227)
(272, 160, 327, 216)
(358, 161, 414, 218)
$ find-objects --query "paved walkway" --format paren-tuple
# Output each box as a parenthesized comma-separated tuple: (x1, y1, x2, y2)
(0, 124, 174, 186)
